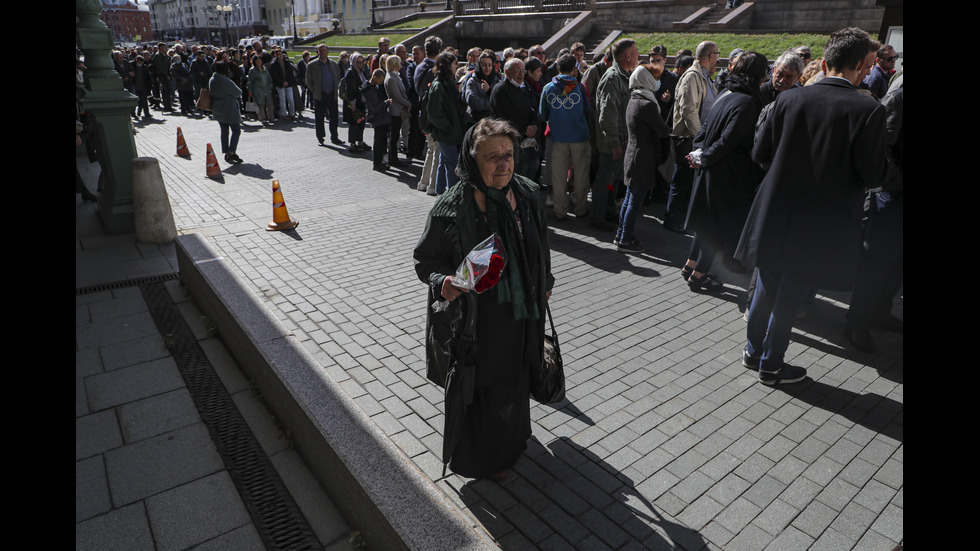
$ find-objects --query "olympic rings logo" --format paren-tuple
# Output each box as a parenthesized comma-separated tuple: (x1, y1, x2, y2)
(547, 90, 582, 110)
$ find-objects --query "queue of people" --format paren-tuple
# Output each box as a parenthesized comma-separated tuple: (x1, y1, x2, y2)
(413, 27, 902, 481)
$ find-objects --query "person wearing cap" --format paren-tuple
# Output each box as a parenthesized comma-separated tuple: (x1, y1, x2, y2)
(714, 48, 744, 93)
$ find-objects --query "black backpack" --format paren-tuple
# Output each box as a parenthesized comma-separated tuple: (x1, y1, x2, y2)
(416, 63, 436, 134)
(418, 82, 433, 134)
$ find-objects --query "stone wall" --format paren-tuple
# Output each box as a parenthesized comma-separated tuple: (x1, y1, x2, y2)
(594, 0, 886, 33)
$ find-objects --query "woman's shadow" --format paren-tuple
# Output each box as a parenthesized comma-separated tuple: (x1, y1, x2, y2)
(451, 436, 708, 550)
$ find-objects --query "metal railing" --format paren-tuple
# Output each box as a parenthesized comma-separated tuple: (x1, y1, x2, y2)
(456, 0, 588, 15)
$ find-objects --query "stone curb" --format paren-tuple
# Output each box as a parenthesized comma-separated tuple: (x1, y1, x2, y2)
(175, 233, 497, 551)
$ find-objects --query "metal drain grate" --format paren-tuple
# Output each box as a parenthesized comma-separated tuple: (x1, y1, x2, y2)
(140, 281, 323, 551)
(76, 272, 180, 296)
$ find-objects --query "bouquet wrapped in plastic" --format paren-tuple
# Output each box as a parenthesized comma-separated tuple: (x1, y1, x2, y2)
(432, 233, 508, 311)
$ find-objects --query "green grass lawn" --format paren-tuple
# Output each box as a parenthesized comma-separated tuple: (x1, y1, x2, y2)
(622, 32, 831, 61)
(288, 30, 834, 63)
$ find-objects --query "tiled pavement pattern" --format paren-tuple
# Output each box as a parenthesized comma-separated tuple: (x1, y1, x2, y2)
(131, 109, 902, 550)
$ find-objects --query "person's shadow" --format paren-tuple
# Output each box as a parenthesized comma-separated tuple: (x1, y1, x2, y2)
(450, 436, 709, 550)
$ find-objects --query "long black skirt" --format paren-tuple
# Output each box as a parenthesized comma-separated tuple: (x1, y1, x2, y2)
(448, 294, 534, 479)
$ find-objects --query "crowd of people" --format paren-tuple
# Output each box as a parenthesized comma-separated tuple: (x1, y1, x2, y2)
(95, 28, 903, 483)
(105, 29, 902, 371)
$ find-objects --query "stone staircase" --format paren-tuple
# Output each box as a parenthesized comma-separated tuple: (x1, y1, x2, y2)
(582, 26, 621, 56)
(673, 2, 754, 32)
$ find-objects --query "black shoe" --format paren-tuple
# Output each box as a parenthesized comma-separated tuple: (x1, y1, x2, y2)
(681, 265, 694, 281)
(373, 164, 388, 171)
(759, 364, 807, 385)
(318, 137, 325, 145)
(689, 273, 723, 293)
(844, 325, 877, 354)
(663, 223, 687, 234)
(617, 239, 644, 253)
(230, 153, 243, 164)
(742, 348, 760, 369)
(331, 137, 345, 145)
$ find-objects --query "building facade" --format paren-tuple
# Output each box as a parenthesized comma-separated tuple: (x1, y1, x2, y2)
(100, 0, 153, 44)
(146, 0, 270, 45)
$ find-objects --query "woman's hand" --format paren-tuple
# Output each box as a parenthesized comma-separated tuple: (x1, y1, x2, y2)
(441, 276, 468, 301)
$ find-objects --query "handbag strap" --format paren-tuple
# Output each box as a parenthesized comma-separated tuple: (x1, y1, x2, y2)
(546, 303, 559, 348)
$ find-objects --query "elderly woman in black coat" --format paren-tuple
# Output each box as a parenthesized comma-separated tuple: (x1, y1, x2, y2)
(613, 63, 671, 253)
(682, 51, 770, 292)
(413, 118, 554, 481)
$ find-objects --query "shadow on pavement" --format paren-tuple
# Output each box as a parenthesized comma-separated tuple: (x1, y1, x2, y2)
(451, 436, 709, 549)
(774, 377, 903, 444)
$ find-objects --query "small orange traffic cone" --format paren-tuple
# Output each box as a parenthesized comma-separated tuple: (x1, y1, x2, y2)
(205, 143, 222, 179)
(176, 127, 190, 157)
(267, 180, 299, 231)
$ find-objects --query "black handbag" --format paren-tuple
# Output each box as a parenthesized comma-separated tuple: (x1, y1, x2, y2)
(531, 304, 565, 405)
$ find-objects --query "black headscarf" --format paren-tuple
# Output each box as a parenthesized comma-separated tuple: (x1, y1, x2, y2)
(435, 124, 540, 320)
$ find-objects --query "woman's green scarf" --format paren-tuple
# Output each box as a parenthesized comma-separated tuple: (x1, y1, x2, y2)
(432, 125, 540, 320)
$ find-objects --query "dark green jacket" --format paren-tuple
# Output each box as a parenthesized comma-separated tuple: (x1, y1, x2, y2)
(208, 73, 242, 125)
(413, 176, 554, 387)
(426, 77, 464, 146)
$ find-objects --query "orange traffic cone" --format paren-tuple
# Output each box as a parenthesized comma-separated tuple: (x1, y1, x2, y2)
(205, 143, 222, 179)
(176, 127, 190, 157)
(267, 180, 299, 231)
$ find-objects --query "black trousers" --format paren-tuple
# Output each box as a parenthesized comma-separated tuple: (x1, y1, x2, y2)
(314, 91, 340, 142)
(373, 123, 390, 167)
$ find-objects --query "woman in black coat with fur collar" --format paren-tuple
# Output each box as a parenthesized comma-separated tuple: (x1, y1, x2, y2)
(682, 51, 769, 292)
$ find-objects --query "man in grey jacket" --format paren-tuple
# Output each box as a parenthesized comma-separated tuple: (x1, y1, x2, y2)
(306, 44, 344, 146)
(592, 38, 639, 232)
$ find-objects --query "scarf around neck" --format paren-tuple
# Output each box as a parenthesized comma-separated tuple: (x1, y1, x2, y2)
(434, 125, 540, 320)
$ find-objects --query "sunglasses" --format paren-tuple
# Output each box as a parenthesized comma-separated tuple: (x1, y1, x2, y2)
(883, 55, 900, 62)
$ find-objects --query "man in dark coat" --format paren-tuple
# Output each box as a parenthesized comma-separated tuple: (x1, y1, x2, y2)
(306, 44, 344, 146)
(190, 51, 212, 106)
(735, 27, 886, 385)
(490, 57, 539, 179)
(759, 49, 804, 107)
(843, 85, 903, 353)
(150, 42, 175, 111)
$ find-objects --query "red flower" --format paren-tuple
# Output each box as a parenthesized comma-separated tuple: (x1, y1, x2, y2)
(489, 254, 505, 273)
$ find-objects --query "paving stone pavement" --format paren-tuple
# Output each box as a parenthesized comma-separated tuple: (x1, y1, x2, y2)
(128, 109, 902, 550)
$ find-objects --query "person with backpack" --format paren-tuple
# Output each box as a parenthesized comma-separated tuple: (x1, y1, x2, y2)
(414, 36, 442, 194)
